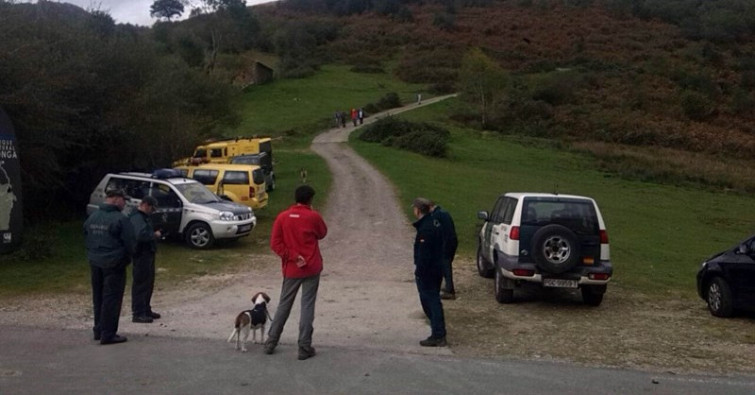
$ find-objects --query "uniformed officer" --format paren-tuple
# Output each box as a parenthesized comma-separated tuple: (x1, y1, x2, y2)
(130, 196, 161, 324)
(411, 197, 447, 347)
(84, 188, 135, 345)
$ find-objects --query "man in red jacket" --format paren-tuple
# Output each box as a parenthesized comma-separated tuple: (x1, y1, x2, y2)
(265, 185, 328, 360)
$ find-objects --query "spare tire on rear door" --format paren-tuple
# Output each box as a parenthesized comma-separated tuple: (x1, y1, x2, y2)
(531, 224, 580, 274)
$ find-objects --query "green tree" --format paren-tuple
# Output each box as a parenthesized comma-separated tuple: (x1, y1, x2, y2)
(458, 48, 508, 128)
(150, 0, 185, 21)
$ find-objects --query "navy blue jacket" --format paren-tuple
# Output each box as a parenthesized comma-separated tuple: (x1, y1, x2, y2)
(431, 206, 458, 259)
(413, 213, 444, 277)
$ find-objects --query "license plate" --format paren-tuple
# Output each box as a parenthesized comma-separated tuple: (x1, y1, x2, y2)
(543, 278, 578, 288)
(238, 224, 252, 233)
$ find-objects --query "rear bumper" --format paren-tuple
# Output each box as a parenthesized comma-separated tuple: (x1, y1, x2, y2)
(496, 253, 613, 286)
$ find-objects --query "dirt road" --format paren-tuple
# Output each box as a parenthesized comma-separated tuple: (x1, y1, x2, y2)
(0, 96, 457, 357)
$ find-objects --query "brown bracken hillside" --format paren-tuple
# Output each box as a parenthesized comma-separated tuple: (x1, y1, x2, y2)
(256, 0, 755, 191)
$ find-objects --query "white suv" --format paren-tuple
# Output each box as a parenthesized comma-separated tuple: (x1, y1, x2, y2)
(87, 170, 256, 249)
(476, 193, 612, 306)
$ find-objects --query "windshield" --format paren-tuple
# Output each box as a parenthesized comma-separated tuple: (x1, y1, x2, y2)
(175, 182, 221, 204)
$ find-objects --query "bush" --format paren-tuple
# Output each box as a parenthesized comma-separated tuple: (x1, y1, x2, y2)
(377, 92, 401, 109)
(358, 117, 450, 157)
(681, 90, 716, 121)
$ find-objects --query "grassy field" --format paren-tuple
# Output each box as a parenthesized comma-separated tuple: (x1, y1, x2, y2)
(350, 98, 755, 297)
(236, 64, 427, 143)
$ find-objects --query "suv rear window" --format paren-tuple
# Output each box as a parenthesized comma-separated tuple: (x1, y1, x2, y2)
(522, 198, 599, 234)
(223, 171, 249, 185)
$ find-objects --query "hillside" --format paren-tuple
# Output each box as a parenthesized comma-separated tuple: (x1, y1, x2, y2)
(252, 0, 755, 191)
(2, 0, 754, 221)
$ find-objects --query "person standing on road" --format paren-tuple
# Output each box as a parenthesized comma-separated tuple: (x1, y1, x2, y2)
(351, 108, 358, 127)
(130, 196, 162, 324)
(265, 185, 328, 360)
(83, 188, 135, 345)
(358, 108, 364, 125)
(411, 197, 447, 347)
(430, 201, 458, 300)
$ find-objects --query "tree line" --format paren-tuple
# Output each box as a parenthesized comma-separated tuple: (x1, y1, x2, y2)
(0, 1, 242, 221)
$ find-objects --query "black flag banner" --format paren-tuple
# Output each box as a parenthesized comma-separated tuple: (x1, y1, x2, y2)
(0, 107, 23, 253)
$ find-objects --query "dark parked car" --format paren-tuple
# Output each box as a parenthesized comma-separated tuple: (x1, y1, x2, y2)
(697, 236, 755, 317)
(229, 152, 275, 191)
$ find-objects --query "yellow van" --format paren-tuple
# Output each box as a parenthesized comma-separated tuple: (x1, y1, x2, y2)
(173, 137, 272, 166)
(175, 163, 268, 209)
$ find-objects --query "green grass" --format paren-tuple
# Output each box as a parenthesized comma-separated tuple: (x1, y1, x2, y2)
(236, 64, 427, 146)
(350, 98, 755, 297)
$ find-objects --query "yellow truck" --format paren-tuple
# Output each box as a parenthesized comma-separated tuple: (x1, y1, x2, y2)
(173, 137, 272, 166)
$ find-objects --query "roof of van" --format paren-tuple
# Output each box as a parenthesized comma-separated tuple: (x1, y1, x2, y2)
(191, 163, 261, 171)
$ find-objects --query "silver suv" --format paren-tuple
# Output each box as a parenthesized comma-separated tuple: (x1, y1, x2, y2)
(476, 193, 612, 306)
(87, 170, 256, 249)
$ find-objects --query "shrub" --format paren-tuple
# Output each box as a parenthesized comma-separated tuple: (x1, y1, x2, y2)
(376, 92, 402, 110)
(358, 117, 450, 157)
(681, 90, 716, 121)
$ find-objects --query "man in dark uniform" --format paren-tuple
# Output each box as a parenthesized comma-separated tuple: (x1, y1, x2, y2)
(84, 188, 135, 345)
(411, 197, 447, 347)
(430, 201, 458, 300)
(130, 196, 162, 324)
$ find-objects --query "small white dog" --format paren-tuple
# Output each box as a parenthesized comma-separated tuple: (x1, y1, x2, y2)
(227, 292, 272, 352)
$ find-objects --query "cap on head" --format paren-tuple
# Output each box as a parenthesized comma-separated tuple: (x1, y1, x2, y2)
(141, 196, 158, 208)
(105, 188, 127, 198)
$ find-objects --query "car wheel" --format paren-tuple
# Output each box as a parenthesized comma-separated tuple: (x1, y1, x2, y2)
(185, 223, 215, 249)
(581, 285, 605, 306)
(495, 268, 514, 304)
(707, 277, 734, 317)
(531, 224, 580, 274)
(477, 244, 494, 278)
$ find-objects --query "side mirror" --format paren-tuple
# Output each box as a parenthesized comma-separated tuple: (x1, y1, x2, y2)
(738, 243, 751, 255)
(477, 211, 489, 221)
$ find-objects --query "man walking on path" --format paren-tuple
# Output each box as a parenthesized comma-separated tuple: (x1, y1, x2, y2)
(266, 185, 328, 360)
(411, 197, 447, 347)
(83, 188, 135, 345)
(430, 201, 458, 300)
(130, 196, 162, 324)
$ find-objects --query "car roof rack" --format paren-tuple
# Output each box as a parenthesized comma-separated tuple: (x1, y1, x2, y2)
(152, 168, 184, 179)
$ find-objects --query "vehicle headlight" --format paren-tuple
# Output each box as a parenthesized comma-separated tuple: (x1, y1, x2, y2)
(219, 211, 235, 221)
(700, 261, 707, 269)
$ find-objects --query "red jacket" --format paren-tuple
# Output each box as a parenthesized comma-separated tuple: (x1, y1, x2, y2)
(270, 203, 328, 278)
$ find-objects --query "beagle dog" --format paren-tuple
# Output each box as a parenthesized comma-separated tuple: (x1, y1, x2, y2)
(227, 292, 272, 352)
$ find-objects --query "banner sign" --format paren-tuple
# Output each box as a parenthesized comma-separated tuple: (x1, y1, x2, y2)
(0, 107, 23, 253)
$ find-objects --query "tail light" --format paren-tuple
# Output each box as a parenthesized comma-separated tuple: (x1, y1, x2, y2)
(509, 226, 520, 240)
(600, 229, 609, 244)
(588, 273, 611, 280)
(512, 268, 534, 277)
(249, 186, 256, 197)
